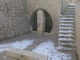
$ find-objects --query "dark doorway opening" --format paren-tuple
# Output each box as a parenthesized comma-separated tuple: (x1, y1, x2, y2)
(31, 9, 53, 33)
(31, 10, 37, 31)
(43, 10, 53, 33)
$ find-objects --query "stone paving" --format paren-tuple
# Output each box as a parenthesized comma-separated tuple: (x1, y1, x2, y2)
(0, 33, 77, 60)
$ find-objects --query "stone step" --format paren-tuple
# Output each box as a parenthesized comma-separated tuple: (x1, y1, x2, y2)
(59, 27, 74, 29)
(57, 3, 76, 52)
(56, 46, 76, 51)
(58, 34, 74, 37)
(64, 12, 75, 15)
(60, 45, 76, 48)
(59, 26, 74, 27)
(66, 9, 75, 12)
(59, 24, 73, 25)
(65, 12, 75, 13)
(59, 30, 74, 33)
(59, 40, 76, 43)
(60, 18, 74, 20)
(58, 42, 76, 46)
(69, 3, 75, 6)
(59, 32, 75, 34)
(67, 5, 75, 7)
(58, 36, 75, 38)
(66, 11, 75, 13)
(65, 12, 75, 14)
(60, 19, 74, 21)
(60, 15, 74, 17)
(59, 26, 74, 28)
(68, 6, 75, 7)
(59, 24, 74, 27)
(68, 7, 75, 9)
(58, 38, 74, 41)
(60, 15, 74, 18)
(68, 6, 75, 8)
(60, 24, 74, 26)
(59, 26, 75, 28)
(60, 18, 74, 21)
(59, 21, 74, 23)
(64, 13, 75, 15)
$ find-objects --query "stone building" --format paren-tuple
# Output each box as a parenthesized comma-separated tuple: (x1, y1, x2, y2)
(0, 0, 71, 39)
(2, 0, 80, 60)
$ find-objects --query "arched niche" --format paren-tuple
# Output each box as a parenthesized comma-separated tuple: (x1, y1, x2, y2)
(30, 9, 53, 33)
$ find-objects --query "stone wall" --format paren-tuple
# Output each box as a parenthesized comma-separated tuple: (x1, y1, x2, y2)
(0, 0, 74, 40)
(70, 0, 76, 3)
(0, 0, 29, 40)
(75, 1, 80, 60)
(26, 0, 70, 35)
(26, 0, 62, 35)
(63, 0, 70, 14)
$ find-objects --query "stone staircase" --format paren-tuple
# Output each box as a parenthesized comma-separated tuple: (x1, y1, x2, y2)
(57, 3, 76, 51)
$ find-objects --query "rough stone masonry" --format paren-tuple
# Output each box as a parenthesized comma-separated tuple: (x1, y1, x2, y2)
(0, 0, 71, 40)
(0, 0, 29, 40)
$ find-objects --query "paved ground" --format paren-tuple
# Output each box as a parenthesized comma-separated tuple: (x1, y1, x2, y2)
(0, 33, 78, 60)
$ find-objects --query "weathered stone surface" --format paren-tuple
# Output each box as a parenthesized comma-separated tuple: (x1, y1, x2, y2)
(0, 0, 29, 40)
(26, 0, 70, 35)
(75, 1, 80, 60)
(37, 10, 45, 34)
(0, 0, 75, 39)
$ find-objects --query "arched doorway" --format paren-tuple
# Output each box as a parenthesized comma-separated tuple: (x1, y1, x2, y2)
(31, 9, 53, 34)
(31, 10, 37, 31)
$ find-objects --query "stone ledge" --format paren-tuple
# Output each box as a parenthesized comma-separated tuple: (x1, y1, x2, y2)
(0, 47, 47, 60)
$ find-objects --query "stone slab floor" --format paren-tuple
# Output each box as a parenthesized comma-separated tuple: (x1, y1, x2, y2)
(0, 33, 77, 60)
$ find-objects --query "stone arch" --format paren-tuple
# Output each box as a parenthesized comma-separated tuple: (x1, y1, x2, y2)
(30, 9, 53, 33)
